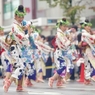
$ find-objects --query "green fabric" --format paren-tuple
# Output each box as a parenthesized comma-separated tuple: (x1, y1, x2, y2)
(0, 26, 4, 30)
(30, 25, 41, 34)
(56, 19, 69, 28)
(11, 34, 15, 40)
(15, 8, 26, 17)
(71, 45, 76, 50)
(30, 25, 35, 30)
(34, 28, 41, 33)
(82, 22, 92, 28)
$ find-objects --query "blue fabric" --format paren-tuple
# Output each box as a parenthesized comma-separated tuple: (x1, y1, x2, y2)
(18, 74, 23, 80)
(6, 64, 12, 72)
(62, 50, 72, 62)
(56, 50, 74, 75)
(88, 61, 95, 77)
(28, 70, 36, 80)
(33, 50, 40, 59)
(41, 53, 47, 63)
(57, 66, 66, 75)
(29, 36, 37, 49)
(22, 20, 28, 34)
(91, 69, 95, 77)
(21, 47, 33, 63)
(18, 68, 25, 80)
(69, 68, 74, 75)
(4, 59, 9, 65)
(39, 69, 42, 73)
(27, 62, 36, 80)
(22, 20, 27, 26)
(56, 57, 66, 75)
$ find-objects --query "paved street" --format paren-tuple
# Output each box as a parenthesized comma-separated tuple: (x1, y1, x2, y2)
(0, 79, 95, 95)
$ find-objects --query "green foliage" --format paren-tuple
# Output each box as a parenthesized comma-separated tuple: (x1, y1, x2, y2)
(39, 0, 85, 25)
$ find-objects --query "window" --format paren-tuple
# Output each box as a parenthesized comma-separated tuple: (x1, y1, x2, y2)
(3, 2, 12, 20)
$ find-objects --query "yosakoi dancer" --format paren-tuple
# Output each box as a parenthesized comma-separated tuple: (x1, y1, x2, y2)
(48, 18, 74, 88)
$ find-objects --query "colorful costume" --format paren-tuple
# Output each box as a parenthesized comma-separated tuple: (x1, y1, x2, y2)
(55, 28, 74, 76)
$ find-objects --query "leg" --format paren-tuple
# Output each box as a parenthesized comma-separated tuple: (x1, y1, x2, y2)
(37, 69, 44, 83)
(3, 76, 15, 92)
(48, 72, 59, 88)
(56, 76, 63, 87)
(16, 76, 25, 91)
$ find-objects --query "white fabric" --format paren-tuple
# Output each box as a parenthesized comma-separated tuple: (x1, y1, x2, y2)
(12, 20, 30, 47)
(76, 58, 84, 67)
(56, 28, 70, 50)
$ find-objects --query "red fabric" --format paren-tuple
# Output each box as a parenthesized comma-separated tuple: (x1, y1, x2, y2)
(16, 34, 23, 40)
(90, 38, 93, 40)
(51, 36, 57, 49)
(81, 42, 88, 47)
(89, 38, 94, 44)
(81, 38, 94, 47)
(0, 48, 5, 55)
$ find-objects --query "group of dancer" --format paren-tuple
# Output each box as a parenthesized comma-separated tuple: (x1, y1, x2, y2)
(0, 4, 95, 93)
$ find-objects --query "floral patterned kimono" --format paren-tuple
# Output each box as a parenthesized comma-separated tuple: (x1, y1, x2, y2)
(54, 28, 74, 76)
(11, 20, 36, 80)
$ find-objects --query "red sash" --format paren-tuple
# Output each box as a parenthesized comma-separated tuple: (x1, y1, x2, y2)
(0, 48, 5, 55)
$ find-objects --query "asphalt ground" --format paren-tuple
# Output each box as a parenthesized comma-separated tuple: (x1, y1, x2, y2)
(0, 79, 95, 95)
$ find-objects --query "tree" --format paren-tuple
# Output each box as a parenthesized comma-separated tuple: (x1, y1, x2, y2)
(39, 0, 94, 25)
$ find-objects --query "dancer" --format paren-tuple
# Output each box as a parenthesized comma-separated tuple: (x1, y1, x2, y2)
(48, 18, 74, 88)
(3, 5, 29, 92)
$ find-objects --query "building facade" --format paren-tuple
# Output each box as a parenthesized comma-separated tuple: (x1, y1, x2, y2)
(0, 0, 95, 35)
(0, 0, 36, 26)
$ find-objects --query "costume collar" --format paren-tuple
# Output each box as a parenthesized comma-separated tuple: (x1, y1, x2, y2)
(57, 28, 65, 35)
(13, 20, 22, 27)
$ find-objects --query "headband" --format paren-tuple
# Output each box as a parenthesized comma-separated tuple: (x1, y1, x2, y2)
(30, 25, 41, 33)
(15, 8, 26, 17)
(82, 22, 92, 28)
(56, 19, 69, 28)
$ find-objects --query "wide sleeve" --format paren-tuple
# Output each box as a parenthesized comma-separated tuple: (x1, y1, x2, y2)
(57, 32, 70, 48)
(12, 24, 30, 47)
(12, 24, 29, 40)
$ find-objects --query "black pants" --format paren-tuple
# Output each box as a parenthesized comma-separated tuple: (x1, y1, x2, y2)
(70, 68, 75, 80)
(44, 56, 52, 79)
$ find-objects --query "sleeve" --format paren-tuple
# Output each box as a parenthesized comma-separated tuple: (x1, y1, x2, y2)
(12, 24, 30, 47)
(57, 32, 70, 47)
(12, 24, 29, 40)
(29, 36, 37, 49)
(35, 40, 52, 52)
(56, 37, 63, 49)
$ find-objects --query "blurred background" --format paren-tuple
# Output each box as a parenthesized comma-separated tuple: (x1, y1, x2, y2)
(0, 0, 95, 36)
